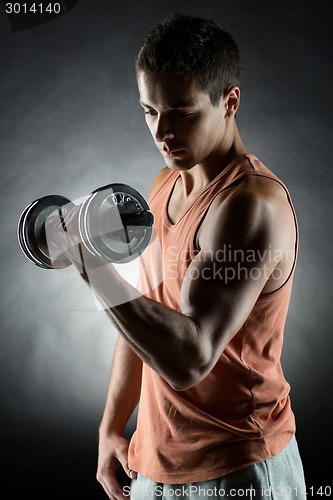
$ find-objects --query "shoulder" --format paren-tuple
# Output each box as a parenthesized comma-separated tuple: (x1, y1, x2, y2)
(148, 167, 172, 200)
(213, 174, 291, 220)
(198, 174, 295, 250)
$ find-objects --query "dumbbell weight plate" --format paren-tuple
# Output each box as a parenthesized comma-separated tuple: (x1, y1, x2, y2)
(79, 183, 153, 263)
(17, 195, 73, 269)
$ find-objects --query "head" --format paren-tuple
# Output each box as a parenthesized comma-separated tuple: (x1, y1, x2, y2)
(136, 13, 243, 171)
(135, 12, 242, 107)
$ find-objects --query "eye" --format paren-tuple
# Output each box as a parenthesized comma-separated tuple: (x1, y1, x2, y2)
(171, 110, 194, 118)
(144, 109, 157, 116)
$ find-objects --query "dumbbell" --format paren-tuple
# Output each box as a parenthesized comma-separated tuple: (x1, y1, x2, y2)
(17, 183, 154, 269)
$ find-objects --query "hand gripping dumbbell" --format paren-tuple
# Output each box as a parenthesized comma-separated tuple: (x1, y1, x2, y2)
(17, 183, 154, 269)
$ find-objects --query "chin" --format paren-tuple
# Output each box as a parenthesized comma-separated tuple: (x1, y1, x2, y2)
(165, 157, 196, 171)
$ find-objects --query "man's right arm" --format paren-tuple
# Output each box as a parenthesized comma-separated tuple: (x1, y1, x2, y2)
(97, 335, 142, 499)
(97, 167, 170, 437)
(96, 167, 170, 499)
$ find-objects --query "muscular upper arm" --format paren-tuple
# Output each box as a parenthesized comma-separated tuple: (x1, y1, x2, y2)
(180, 178, 296, 378)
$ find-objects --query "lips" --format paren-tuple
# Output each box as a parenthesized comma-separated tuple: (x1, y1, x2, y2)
(161, 148, 186, 158)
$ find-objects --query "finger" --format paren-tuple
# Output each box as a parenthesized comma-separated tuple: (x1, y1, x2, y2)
(128, 469, 138, 480)
(112, 440, 136, 480)
(52, 204, 81, 244)
(60, 203, 81, 227)
(46, 215, 77, 258)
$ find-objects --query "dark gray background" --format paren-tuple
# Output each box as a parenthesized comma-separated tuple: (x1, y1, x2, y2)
(1, 0, 332, 498)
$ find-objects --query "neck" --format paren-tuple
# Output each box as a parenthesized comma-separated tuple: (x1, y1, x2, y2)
(179, 124, 248, 198)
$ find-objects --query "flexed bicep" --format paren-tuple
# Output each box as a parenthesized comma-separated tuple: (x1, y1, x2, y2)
(180, 182, 294, 373)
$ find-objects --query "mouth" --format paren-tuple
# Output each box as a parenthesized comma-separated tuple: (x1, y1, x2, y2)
(161, 148, 186, 158)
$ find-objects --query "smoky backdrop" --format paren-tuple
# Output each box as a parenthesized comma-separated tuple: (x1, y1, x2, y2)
(0, 0, 331, 498)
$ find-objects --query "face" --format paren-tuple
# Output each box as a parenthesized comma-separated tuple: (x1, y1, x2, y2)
(137, 71, 230, 171)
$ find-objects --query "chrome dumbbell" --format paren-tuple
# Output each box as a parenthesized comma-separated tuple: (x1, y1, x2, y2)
(17, 183, 154, 269)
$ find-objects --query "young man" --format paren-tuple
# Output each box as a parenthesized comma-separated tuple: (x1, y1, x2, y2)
(60, 12, 306, 500)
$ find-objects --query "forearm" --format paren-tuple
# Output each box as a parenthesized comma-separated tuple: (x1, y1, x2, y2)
(67, 243, 204, 389)
(88, 263, 202, 391)
(99, 335, 142, 437)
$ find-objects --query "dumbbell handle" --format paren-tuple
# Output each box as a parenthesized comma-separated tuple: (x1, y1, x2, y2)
(120, 210, 154, 228)
(58, 206, 154, 228)
(52, 208, 154, 252)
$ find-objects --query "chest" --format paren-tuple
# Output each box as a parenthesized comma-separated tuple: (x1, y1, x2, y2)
(167, 180, 200, 225)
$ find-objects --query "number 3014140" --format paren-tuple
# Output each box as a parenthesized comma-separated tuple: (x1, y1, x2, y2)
(5, 3, 62, 14)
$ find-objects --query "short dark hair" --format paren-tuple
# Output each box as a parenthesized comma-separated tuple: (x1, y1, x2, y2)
(135, 13, 243, 106)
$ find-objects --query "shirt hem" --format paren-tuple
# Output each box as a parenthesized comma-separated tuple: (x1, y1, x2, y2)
(129, 432, 295, 484)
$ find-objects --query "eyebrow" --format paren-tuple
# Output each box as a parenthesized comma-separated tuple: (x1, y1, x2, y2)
(139, 99, 197, 109)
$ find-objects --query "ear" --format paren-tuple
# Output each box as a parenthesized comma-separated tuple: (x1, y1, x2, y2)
(223, 87, 240, 117)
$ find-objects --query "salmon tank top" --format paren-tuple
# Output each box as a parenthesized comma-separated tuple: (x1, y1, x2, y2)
(128, 154, 299, 483)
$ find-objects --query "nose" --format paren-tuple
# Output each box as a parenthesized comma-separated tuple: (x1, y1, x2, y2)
(154, 114, 175, 143)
